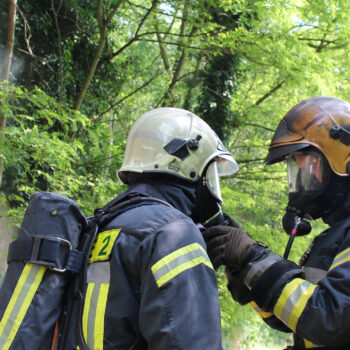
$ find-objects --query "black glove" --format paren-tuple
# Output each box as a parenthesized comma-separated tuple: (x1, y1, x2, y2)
(225, 267, 252, 305)
(202, 225, 256, 270)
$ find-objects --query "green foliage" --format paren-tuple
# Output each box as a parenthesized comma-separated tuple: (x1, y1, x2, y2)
(2, 0, 350, 348)
(194, 5, 243, 141)
(0, 83, 125, 223)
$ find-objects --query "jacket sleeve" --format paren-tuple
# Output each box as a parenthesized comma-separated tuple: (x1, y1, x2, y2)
(244, 239, 350, 347)
(138, 217, 223, 350)
(249, 302, 291, 333)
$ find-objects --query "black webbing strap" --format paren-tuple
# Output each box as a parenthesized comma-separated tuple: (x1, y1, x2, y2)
(95, 195, 172, 227)
(7, 235, 84, 273)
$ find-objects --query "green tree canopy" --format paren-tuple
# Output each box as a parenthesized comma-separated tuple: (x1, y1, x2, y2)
(1, 0, 349, 347)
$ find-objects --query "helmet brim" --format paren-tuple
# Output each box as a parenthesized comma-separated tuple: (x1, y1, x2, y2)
(264, 143, 310, 165)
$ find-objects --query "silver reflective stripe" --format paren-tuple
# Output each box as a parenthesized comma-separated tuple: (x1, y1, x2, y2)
(87, 284, 101, 349)
(304, 267, 327, 284)
(87, 262, 111, 283)
(329, 247, 350, 270)
(244, 253, 283, 288)
(151, 243, 213, 287)
(279, 280, 311, 325)
(0, 264, 46, 350)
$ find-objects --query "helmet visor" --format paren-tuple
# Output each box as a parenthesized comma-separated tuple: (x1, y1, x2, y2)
(287, 151, 325, 193)
(205, 155, 239, 202)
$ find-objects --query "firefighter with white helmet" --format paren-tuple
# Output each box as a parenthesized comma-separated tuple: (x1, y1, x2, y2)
(204, 97, 350, 349)
(80, 107, 239, 349)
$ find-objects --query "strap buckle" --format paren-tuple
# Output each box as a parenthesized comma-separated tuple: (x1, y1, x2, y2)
(28, 235, 72, 273)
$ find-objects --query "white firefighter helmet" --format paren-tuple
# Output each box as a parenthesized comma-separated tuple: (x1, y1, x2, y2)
(117, 107, 239, 201)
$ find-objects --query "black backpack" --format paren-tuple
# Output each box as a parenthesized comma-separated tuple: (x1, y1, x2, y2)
(0, 191, 169, 350)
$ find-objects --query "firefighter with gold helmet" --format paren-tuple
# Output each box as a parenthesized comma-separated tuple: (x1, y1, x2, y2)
(203, 97, 350, 349)
(79, 107, 238, 349)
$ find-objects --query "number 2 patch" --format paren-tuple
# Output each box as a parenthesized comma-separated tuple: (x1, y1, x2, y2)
(89, 228, 121, 263)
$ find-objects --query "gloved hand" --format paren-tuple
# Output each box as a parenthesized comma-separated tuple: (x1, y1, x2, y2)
(202, 225, 256, 270)
(225, 267, 252, 305)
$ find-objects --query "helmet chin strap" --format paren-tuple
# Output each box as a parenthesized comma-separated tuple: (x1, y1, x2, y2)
(202, 204, 225, 227)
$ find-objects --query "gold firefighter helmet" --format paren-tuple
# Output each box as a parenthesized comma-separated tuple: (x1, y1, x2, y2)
(265, 96, 350, 176)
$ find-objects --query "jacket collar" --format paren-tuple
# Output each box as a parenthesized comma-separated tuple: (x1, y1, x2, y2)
(109, 178, 197, 218)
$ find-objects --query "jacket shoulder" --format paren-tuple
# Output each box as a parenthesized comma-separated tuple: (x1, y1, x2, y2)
(103, 202, 196, 237)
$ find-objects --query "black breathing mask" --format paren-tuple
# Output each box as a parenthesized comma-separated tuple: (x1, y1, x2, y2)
(282, 207, 312, 237)
(191, 177, 225, 228)
(285, 149, 332, 221)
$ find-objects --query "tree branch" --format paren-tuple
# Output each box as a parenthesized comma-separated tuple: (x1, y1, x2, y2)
(97, 70, 162, 119)
(235, 158, 266, 164)
(155, 21, 172, 74)
(14, 47, 55, 73)
(50, 0, 64, 101)
(108, 0, 159, 60)
(255, 81, 284, 106)
(242, 122, 275, 132)
(184, 53, 203, 110)
(125, 0, 185, 21)
(235, 175, 285, 181)
(137, 38, 203, 50)
(161, 12, 199, 106)
(16, 6, 33, 56)
(74, 0, 124, 110)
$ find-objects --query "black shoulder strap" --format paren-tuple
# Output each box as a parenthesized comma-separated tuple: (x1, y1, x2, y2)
(95, 195, 172, 219)
(94, 195, 172, 229)
(58, 217, 98, 350)
(69, 195, 172, 350)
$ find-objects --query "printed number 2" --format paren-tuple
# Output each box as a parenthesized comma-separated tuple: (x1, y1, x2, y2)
(98, 235, 111, 256)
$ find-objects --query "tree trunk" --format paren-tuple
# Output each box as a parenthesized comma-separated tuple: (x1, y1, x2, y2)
(0, 0, 17, 188)
(2, 0, 16, 82)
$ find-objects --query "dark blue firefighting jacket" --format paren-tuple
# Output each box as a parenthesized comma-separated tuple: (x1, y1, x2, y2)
(81, 183, 223, 349)
(247, 204, 350, 349)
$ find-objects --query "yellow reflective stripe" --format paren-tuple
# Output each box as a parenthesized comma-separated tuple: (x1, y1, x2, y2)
(0, 264, 46, 350)
(82, 283, 94, 345)
(151, 243, 213, 288)
(152, 243, 206, 272)
(329, 247, 350, 271)
(250, 301, 273, 319)
(94, 283, 109, 350)
(274, 278, 301, 319)
(288, 283, 317, 331)
(82, 282, 109, 350)
(274, 278, 317, 332)
(304, 339, 317, 348)
(304, 338, 323, 348)
(156, 256, 212, 287)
